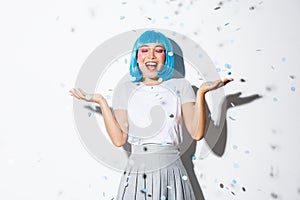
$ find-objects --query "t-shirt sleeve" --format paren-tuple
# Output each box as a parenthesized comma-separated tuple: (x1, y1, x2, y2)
(112, 82, 130, 110)
(180, 79, 196, 104)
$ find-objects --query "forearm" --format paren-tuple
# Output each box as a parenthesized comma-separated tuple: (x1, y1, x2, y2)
(97, 96, 127, 147)
(190, 91, 206, 141)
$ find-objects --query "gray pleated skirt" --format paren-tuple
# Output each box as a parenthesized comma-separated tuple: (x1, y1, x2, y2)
(116, 144, 196, 200)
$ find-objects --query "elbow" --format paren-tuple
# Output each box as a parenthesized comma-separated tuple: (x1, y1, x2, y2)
(191, 130, 205, 141)
(112, 134, 127, 147)
(192, 135, 204, 141)
(113, 140, 125, 147)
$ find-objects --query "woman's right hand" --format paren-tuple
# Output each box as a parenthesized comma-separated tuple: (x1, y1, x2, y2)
(69, 88, 103, 103)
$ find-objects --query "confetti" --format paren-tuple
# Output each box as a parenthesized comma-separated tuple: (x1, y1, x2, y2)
(231, 179, 237, 184)
(191, 154, 196, 160)
(291, 86, 296, 92)
(169, 114, 174, 118)
(167, 185, 172, 189)
(167, 51, 174, 56)
(270, 192, 278, 199)
(289, 75, 295, 79)
(242, 187, 246, 192)
(220, 183, 224, 188)
(249, 6, 255, 10)
(240, 78, 246, 82)
(244, 150, 250, 154)
(232, 145, 238, 150)
(160, 195, 166, 200)
(140, 188, 147, 193)
(88, 112, 92, 117)
(233, 163, 240, 168)
(120, 16, 125, 20)
(214, 6, 221, 10)
(182, 175, 188, 180)
(57, 190, 63, 196)
(224, 63, 232, 69)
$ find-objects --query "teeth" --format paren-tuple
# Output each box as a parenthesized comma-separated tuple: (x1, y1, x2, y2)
(146, 62, 157, 66)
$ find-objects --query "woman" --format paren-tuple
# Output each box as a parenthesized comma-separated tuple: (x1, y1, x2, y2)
(70, 30, 233, 199)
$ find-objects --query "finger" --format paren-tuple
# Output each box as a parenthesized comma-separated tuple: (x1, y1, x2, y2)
(78, 88, 87, 96)
(74, 88, 86, 99)
(223, 78, 234, 85)
(70, 89, 81, 99)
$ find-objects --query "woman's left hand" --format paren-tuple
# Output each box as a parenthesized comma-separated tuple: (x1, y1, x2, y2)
(198, 77, 234, 94)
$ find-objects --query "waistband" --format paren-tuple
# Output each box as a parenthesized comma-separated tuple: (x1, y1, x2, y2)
(131, 143, 180, 154)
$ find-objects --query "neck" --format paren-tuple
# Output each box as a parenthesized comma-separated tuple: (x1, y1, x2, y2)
(142, 77, 162, 86)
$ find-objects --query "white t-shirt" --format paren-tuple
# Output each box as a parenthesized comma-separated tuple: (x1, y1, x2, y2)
(112, 78, 196, 145)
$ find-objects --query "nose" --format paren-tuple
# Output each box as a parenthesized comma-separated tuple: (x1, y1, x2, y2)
(148, 49, 156, 59)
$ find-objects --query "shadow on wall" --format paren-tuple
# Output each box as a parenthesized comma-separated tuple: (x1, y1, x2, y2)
(172, 39, 262, 200)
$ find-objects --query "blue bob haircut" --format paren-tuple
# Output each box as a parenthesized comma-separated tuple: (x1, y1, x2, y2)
(129, 30, 174, 82)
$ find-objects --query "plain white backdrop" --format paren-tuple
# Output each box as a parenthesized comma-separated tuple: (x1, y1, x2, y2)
(0, 0, 300, 199)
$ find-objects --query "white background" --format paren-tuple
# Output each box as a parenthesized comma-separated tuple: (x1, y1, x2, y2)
(0, 0, 300, 199)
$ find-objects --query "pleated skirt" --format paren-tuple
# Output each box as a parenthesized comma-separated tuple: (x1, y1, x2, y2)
(116, 144, 196, 200)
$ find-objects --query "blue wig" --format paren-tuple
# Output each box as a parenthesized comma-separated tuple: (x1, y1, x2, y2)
(129, 30, 174, 82)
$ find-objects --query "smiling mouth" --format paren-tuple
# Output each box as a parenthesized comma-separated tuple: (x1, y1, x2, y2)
(145, 62, 158, 71)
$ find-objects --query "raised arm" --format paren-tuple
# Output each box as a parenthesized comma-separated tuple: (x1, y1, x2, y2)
(70, 88, 128, 147)
(182, 78, 234, 141)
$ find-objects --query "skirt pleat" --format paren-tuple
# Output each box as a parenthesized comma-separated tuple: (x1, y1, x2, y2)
(116, 144, 196, 200)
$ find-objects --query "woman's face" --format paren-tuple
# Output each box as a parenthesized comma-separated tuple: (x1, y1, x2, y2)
(137, 43, 166, 80)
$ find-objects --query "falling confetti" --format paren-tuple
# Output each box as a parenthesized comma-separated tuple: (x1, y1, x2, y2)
(231, 179, 237, 184)
(120, 16, 125, 20)
(232, 145, 238, 150)
(191, 154, 196, 160)
(214, 6, 221, 10)
(182, 175, 188, 180)
(161, 195, 166, 200)
(240, 78, 246, 82)
(220, 183, 224, 188)
(291, 86, 296, 92)
(88, 112, 92, 117)
(224, 63, 232, 69)
(270, 192, 278, 199)
(140, 188, 147, 193)
(289, 75, 295, 79)
(233, 163, 240, 168)
(242, 187, 246, 192)
(167, 185, 172, 189)
(249, 6, 256, 10)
